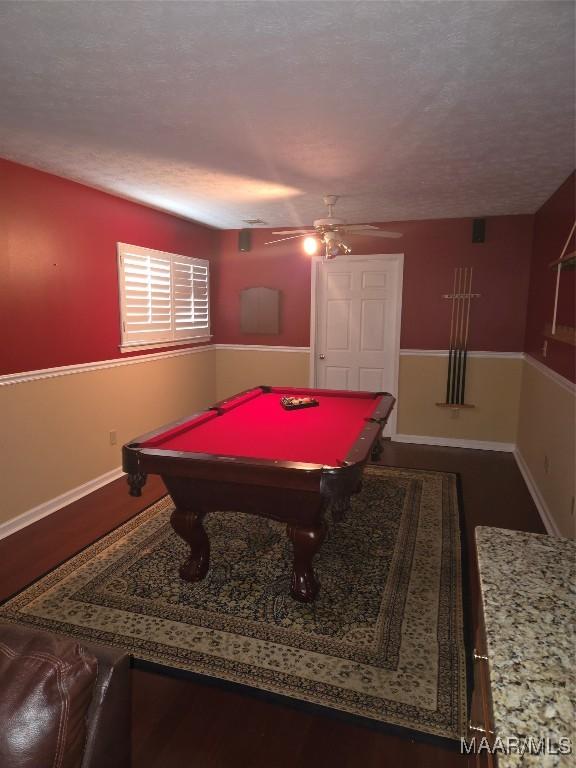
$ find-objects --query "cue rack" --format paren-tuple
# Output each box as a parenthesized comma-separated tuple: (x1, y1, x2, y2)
(437, 267, 480, 408)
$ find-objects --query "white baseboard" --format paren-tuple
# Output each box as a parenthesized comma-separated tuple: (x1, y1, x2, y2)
(513, 448, 561, 537)
(0, 444, 562, 544)
(392, 434, 515, 452)
(392, 435, 561, 536)
(0, 467, 124, 541)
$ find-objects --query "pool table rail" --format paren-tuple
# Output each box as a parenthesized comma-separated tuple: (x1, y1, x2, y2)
(122, 390, 395, 498)
(124, 445, 330, 493)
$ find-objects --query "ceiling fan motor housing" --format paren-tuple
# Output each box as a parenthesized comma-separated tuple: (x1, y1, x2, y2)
(313, 217, 345, 229)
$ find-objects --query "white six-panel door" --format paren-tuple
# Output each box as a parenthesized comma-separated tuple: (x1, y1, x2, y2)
(311, 254, 403, 435)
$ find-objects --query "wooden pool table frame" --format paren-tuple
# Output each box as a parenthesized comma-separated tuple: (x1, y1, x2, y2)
(123, 386, 396, 602)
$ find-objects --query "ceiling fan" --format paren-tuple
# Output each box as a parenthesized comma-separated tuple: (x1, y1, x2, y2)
(264, 195, 402, 259)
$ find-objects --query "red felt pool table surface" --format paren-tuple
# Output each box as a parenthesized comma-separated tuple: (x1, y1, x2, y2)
(141, 387, 382, 467)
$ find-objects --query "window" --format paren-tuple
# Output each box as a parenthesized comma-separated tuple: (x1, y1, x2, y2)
(117, 243, 210, 351)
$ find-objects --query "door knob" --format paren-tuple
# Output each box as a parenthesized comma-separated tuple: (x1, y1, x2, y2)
(319, 354, 325, 359)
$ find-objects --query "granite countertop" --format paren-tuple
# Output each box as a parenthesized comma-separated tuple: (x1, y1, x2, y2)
(475, 527, 575, 768)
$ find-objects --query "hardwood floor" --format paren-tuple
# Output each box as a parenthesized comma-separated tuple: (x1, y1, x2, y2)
(0, 443, 545, 768)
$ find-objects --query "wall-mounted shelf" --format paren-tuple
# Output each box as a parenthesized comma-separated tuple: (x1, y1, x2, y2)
(548, 250, 576, 269)
(544, 323, 576, 347)
(548, 222, 575, 343)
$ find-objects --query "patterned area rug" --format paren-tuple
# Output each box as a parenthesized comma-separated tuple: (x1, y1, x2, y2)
(0, 466, 468, 741)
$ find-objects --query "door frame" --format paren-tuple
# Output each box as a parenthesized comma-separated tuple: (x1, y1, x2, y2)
(309, 253, 404, 436)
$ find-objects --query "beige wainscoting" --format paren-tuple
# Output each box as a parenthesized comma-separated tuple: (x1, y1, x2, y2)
(214, 348, 523, 446)
(396, 353, 524, 445)
(516, 357, 575, 538)
(214, 346, 310, 400)
(3, 345, 572, 540)
(0, 348, 216, 526)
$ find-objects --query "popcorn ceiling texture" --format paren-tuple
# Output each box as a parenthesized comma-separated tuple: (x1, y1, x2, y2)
(0, 1, 574, 229)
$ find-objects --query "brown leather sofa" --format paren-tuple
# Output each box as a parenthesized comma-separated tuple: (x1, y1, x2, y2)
(0, 621, 131, 768)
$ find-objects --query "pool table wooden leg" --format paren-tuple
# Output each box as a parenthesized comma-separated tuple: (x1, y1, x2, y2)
(127, 472, 147, 497)
(170, 508, 210, 582)
(286, 520, 326, 602)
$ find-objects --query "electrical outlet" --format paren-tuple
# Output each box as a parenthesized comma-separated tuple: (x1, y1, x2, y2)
(109, 430, 117, 446)
(543, 454, 550, 474)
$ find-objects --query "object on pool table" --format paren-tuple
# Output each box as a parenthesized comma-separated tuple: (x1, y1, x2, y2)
(122, 386, 396, 603)
(280, 395, 319, 410)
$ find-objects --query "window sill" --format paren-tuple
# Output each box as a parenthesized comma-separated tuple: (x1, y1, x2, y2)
(119, 336, 212, 354)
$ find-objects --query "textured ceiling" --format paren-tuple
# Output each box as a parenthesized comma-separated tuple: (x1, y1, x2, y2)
(0, 1, 574, 229)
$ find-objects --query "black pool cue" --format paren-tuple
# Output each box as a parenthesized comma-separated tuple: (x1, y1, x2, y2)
(459, 268, 473, 405)
(450, 268, 458, 404)
(458, 267, 470, 404)
(451, 268, 463, 404)
(446, 268, 458, 404)
(457, 268, 466, 403)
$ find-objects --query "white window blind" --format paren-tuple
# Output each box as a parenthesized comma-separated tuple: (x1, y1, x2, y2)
(117, 243, 210, 350)
(173, 257, 209, 338)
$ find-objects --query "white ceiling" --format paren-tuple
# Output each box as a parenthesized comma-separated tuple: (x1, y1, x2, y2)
(0, 1, 574, 229)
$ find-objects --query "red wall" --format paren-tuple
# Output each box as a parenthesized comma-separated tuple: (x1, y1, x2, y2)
(214, 216, 534, 352)
(524, 172, 575, 382)
(0, 159, 218, 375)
(1, 158, 544, 378)
(213, 229, 313, 347)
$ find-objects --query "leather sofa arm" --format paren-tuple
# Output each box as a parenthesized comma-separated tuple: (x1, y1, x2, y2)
(0, 621, 131, 768)
(80, 640, 131, 768)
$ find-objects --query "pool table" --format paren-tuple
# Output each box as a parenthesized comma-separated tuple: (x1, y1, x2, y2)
(123, 386, 395, 602)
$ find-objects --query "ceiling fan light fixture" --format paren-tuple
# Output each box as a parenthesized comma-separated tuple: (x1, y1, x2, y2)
(303, 236, 320, 256)
(322, 233, 352, 260)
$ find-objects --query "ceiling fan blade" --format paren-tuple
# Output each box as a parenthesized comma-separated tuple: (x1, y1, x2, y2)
(264, 233, 309, 245)
(271, 229, 314, 235)
(340, 224, 380, 231)
(347, 230, 403, 239)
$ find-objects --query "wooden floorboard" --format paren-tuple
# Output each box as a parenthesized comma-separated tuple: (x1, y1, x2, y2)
(0, 443, 545, 767)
